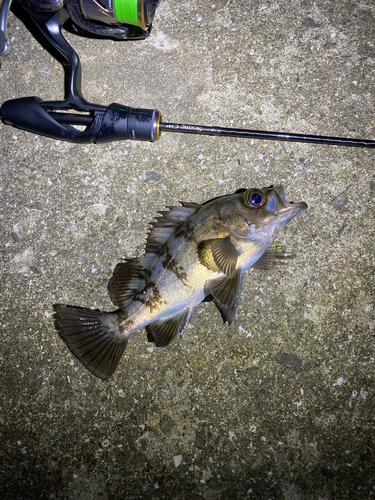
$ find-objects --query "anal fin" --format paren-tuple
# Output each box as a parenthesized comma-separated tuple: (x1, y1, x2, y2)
(146, 308, 193, 347)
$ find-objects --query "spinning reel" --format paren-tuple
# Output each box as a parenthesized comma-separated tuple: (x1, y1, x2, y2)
(0, 0, 374, 148)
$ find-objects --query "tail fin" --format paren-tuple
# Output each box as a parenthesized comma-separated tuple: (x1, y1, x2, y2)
(54, 305, 127, 380)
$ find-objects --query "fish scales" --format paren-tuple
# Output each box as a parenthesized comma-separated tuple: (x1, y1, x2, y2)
(117, 228, 221, 333)
(55, 185, 307, 380)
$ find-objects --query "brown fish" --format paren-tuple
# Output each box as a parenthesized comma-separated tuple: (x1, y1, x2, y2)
(55, 185, 307, 380)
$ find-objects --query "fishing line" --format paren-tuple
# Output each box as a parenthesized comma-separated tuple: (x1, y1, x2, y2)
(340, 0, 375, 10)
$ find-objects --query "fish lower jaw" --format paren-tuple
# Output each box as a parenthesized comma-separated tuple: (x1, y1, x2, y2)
(276, 202, 308, 219)
(245, 234, 276, 245)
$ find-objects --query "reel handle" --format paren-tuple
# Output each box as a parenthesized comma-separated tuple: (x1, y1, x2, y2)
(1, 97, 161, 143)
(0, 0, 12, 55)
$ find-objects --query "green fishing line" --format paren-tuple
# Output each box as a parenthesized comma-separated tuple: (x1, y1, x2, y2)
(114, 0, 139, 27)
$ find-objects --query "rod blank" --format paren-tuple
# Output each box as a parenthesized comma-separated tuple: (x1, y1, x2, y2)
(159, 121, 375, 148)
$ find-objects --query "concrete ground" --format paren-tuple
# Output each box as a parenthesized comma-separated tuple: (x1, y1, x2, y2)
(1, 0, 375, 498)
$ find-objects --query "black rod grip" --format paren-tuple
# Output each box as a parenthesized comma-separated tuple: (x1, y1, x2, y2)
(1, 97, 98, 142)
(1, 98, 161, 143)
(95, 103, 161, 143)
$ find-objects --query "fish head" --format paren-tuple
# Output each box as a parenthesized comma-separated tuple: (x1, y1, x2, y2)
(218, 185, 307, 243)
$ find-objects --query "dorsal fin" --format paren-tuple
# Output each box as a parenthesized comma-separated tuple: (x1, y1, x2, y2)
(179, 201, 201, 210)
(108, 254, 155, 309)
(145, 202, 199, 254)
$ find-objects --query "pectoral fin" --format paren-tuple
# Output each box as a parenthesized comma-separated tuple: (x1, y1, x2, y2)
(252, 242, 294, 270)
(205, 270, 243, 325)
(198, 237, 239, 276)
(146, 308, 193, 347)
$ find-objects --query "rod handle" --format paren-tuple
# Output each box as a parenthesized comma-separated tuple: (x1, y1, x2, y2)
(1, 98, 162, 143)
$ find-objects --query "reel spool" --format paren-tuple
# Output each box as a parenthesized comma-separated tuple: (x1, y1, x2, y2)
(79, 0, 159, 32)
(63, 0, 160, 39)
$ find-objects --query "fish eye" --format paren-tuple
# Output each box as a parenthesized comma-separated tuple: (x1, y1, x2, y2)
(244, 189, 266, 208)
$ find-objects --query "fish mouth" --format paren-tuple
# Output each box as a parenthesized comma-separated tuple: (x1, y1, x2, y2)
(274, 188, 308, 235)
(277, 201, 308, 224)
(265, 184, 308, 219)
(256, 184, 308, 240)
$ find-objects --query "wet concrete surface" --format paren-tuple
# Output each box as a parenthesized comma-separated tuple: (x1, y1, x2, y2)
(1, 0, 375, 498)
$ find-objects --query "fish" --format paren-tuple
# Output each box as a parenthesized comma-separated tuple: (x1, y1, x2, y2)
(55, 185, 307, 380)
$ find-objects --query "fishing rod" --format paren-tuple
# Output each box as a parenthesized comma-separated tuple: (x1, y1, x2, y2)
(0, 0, 374, 148)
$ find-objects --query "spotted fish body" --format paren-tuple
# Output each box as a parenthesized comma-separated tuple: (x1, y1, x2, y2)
(56, 185, 307, 380)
